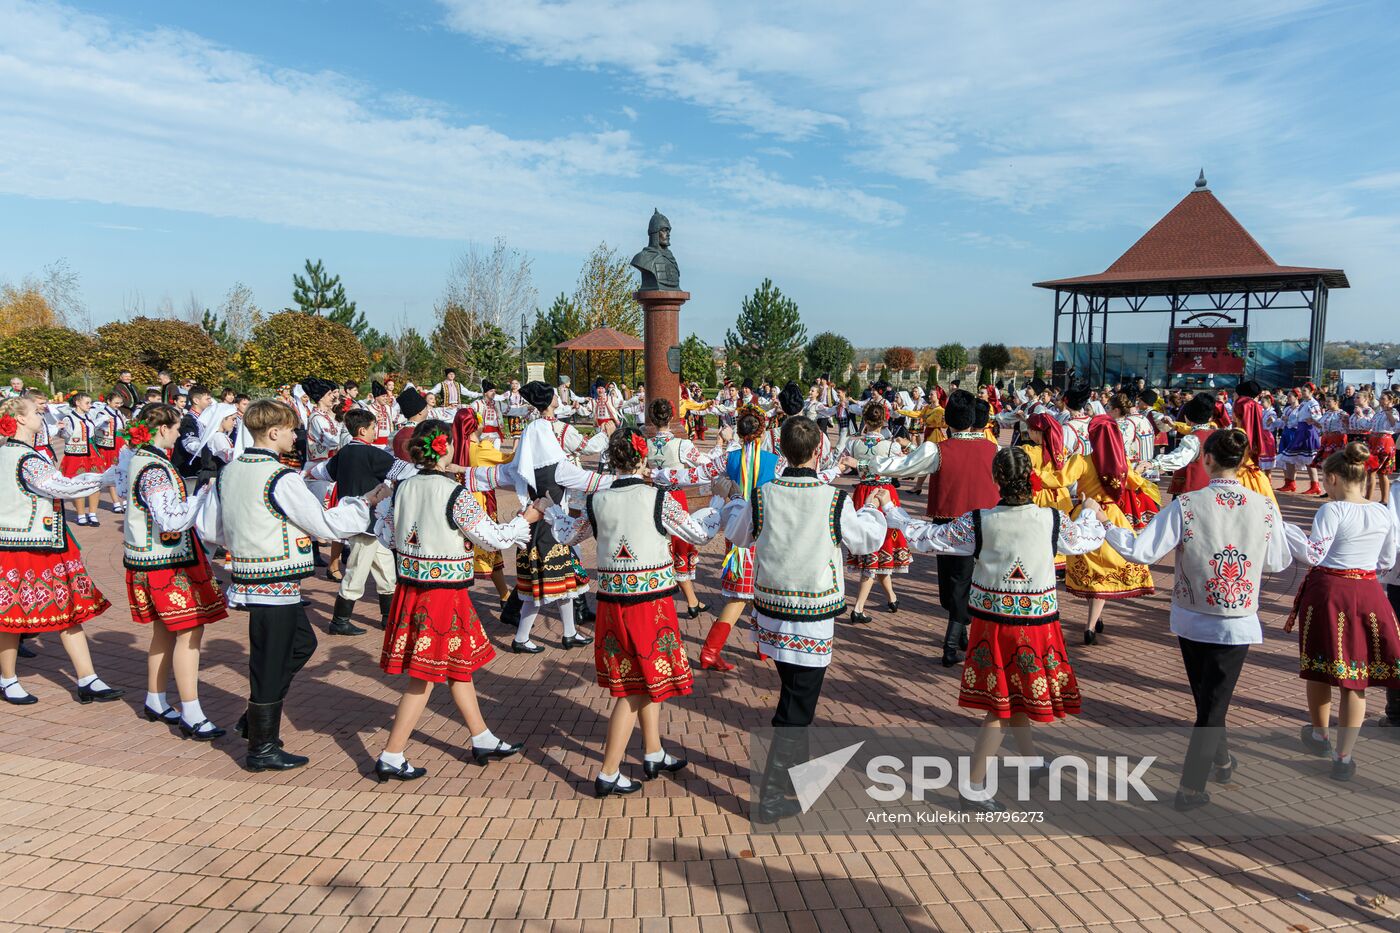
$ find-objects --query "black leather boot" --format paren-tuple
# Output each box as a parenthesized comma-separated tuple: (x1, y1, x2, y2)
(378, 593, 394, 629)
(328, 596, 365, 636)
(499, 591, 522, 628)
(245, 702, 308, 772)
(574, 595, 595, 623)
(752, 730, 806, 824)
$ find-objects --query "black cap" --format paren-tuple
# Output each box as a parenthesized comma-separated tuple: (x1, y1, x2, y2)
(302, 377, 337, 403)
(396, 388, 426, 419)
(1183, 392, 1215, 425)
(945, 390, 977, 431)
(778, 381, 803, 416)
(521, 380, 555, 410)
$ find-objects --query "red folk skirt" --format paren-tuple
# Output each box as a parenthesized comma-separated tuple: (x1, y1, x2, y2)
(666, 489, 698, 581)
(719, 542, 755, 600)
(1368, 434, 1395, 474)
(595, 596, 693, 702)
(0, 532, 110, 633)
(846, 482, 911, 576)
(126, 547, 228, 632)
(1313, 432, 1347, 468)
(96, 436, 124, 468)
(1289, 567, 1400, 690)
(59, 446, 103, 477)
(380, 583, 495, 683)
(958, 616, 1081, 723)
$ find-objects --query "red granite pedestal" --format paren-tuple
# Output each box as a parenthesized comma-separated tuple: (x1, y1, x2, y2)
(637, 289, 689, 431)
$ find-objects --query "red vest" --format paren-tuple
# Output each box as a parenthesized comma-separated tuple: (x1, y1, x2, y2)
(926, 436, 1000, 520)
(1169, 427, 1214, 495)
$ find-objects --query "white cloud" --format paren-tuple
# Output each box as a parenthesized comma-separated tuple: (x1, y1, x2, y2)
(705, 160, 904, 225)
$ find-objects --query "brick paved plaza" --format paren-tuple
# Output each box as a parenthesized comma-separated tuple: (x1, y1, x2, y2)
(2, 464, 1397, 931)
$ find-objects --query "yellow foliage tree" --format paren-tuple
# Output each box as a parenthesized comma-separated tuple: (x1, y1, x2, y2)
(0, 286, 60, 339)
(0, 326, 94, 390)
(93, 317, 228, 387)
(237, 311, 369, 388)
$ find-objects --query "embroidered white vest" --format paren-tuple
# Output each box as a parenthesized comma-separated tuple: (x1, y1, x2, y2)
(63, 415, 91, 455)
(646, 434, 686, 471)
(752, 478, 846, 621)
(847, 434, 899, 483)
(970, 505, 1060, 623)
(123, 447, 198, 570)
(392, 472, 473, 587)
(0, 442, 64, 551)
(95, 409, 123, 450)
(1174, 481, 1274, 616)
(218, 451, 315, 585)
(588, 481, 675, 602)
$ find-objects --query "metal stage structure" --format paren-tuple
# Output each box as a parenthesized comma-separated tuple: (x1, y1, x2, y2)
(1035, 172, 1348, 388)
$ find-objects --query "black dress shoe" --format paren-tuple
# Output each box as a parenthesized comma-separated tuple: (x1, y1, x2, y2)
(642, 755, 688, 780)
(143, 704, 181, 724)
(180, 719, 227, 742)
(1083, 629, 1097, 646)
(1210, 754, 1238, 784)
(17, 642, 36, 659)
(1095, 620, 1104, 634)
(2, 684, 37, 706)
(75, 682, 125, 704)
(88, 516, 100, 527)
(685, 603, 708, 620)
(1299, 724, 1332, 757)
(957, 794, 1006, 814)
(511, 640, 545, 654)
(595, 774, 642, 798)
(471, 740, 523, 765)
(375, 760, 428, 783)
(941, 648, 962, 668)
(849, 610, 873, 624)
(562, 633, 593, 649)
(1174, 788, 1211, 811)
(886, 600, 899, 613)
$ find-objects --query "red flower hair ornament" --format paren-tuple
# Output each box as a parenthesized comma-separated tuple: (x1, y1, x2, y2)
(0, 414, 17, 438)
(127, 423, 152, 446)
(630, 433, 648, 458)
(420, 428, 449, 460)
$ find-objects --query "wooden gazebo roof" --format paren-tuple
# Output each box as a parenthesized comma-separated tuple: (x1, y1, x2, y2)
(1034, 174, 1348, 297)
(554, 327, 643, 352)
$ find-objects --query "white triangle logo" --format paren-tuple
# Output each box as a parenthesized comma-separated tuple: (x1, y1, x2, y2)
(788, 741, 865, 813)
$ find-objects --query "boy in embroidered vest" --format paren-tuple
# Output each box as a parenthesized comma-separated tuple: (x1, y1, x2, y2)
(719, 416, 891, 823)
(307, 408, 399, 637)
(888, 446, 1108, 812)
(199, 400, 389, 772)
(1140, 392, 1217, 495)
(861, 389, 1000, 666)
(550, 428, 728, 796)
(1103, 429, 1290, 809)
(370, 420, 539, 782)
(122, 404, 229, 740)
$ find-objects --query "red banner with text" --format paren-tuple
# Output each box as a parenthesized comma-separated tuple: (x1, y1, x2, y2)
(1168, 327, 1247, 375)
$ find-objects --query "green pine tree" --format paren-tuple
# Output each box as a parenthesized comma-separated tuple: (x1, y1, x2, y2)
(724, 278, 807, 385)
(292, 259, 368, 339)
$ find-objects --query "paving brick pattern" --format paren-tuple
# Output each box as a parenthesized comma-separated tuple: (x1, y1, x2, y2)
(2, 451, 1397, 931)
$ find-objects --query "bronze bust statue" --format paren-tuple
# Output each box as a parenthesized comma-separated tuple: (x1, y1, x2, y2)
(631, 209, 679, 291)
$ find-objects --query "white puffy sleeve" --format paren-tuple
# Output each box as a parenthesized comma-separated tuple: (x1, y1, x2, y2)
(138, 467, 209, 533)
(270, 472, 370, 542)
(451, 491, 531, 551)
(885, 506, 975, 556)
(20, 454, 110, 499)
(662, 492, 724, 545)
(867, 442, 941, 478)
(1284, 503, 1339, 566)
(840, 497, 889, 556)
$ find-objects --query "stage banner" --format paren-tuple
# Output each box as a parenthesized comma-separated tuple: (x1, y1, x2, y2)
(1168, 326, 1247, 375)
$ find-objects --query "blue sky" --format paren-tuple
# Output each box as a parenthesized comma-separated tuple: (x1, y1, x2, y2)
(2, 0, 1398, 347)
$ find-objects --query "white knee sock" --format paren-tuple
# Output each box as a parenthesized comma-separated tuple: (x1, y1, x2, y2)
(515, 600, 539, 647)
(559, 599, 577, 639)
(145, 691, 169, 712)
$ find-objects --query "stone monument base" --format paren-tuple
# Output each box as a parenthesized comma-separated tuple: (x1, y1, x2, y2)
(637, 289, 690, 432)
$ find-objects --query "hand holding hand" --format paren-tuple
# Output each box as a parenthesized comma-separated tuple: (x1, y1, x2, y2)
(718, 426, 734, 445)
(362, 483, 391, 508)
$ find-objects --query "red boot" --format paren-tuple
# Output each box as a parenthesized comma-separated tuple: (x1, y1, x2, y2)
(1279, 480, 1297, 493)
(1304, 482, 1324, 496)
(699, 621, 735, 672)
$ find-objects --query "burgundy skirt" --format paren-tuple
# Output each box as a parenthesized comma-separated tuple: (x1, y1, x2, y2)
(381, 584, 495, 683)
(595, 596, 693, 702)
(959, 616, 1081, 723)
(1289, 567, 1400, 690)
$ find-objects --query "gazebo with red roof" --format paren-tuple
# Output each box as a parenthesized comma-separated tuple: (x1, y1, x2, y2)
(554, 326, 644, 390)
(1035, 171, 1347, 386)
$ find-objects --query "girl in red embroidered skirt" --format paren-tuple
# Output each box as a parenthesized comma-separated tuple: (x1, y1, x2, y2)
(0, 397, 124, 707)
(122, 404, 229, 739)
(889, 446, 1108, 812)
(371, 419, 543, 783)
(1284, 442, 1400, 781)
(550, 428, 728, 796)
(838, 404, 912, 623)
(57, 391, 105, 526)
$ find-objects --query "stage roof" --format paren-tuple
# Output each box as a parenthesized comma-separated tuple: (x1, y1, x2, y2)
(554, 327, 644, 352)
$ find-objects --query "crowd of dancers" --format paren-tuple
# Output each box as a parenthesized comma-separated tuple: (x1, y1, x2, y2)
(1, 364, 1398, 817)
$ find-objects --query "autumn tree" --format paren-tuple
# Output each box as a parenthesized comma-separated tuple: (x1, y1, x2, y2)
(291, 259, 367, 338)
(977, 343, 1012, 383)
(379, 324, 439, 385)
(883, 346, 917, 373)
(0, 326, 94, 391)
(93, 317, 229, 386)
(805, 332, 854, 382)
(680, 334, 715, 388)
(572, 243, 641, 335)
(725, 279, 807, 385)
(238, 311, 368, 387)
(0, 284, 60, 338)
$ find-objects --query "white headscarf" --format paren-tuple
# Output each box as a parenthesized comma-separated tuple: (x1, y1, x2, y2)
(507, 390, 566, 500)
(194, 402, 238, 456)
